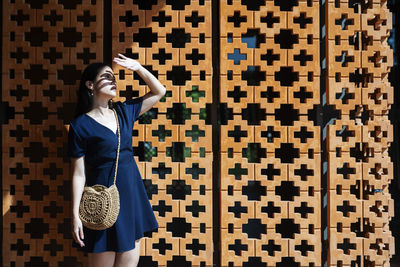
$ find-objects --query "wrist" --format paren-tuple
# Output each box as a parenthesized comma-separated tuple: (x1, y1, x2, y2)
(131, 65, 144, 73)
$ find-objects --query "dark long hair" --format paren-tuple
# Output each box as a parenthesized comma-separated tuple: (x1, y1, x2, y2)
(74, 62, 114, 119)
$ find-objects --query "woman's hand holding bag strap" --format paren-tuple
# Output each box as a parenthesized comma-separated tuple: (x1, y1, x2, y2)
(78, 108, 121, 230)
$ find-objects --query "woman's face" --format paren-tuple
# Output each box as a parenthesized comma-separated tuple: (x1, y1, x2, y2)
(91, 66, 117, 98)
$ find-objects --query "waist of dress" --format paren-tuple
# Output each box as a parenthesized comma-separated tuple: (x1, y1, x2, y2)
(88, 154, 135, 169)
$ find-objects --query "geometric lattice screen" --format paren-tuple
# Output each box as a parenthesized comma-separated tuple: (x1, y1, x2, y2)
(1, 0, 395, 266)
(3, 1, 104, 267)
(325, 1, 394, 265)
(112, 1, 213, 266)
(220, 1, 322, 265)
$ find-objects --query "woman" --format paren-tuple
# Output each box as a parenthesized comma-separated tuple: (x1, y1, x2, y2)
(68, 53, 166, 267)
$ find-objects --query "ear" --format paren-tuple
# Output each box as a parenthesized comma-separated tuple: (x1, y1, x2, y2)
(85, 80, 94, 90)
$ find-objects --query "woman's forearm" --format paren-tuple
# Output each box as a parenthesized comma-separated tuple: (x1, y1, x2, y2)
(72, 175, 85, 218)
(135, 65, 166, 96)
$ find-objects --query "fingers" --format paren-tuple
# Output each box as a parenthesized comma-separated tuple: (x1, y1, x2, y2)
(79, 226, 84, 240)
(113, 58, 124, 64)
(113, 58, 122, 65)
(118, 53, 127, 59)
(73, 230, 78, 244)
(72, 228, 85, 247)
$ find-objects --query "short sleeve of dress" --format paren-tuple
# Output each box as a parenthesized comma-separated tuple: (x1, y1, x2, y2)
(67, 124, 86, 158)
(122, 96, 143, 122)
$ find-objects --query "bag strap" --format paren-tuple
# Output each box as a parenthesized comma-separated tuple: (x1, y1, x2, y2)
(112, 108, 120, 186)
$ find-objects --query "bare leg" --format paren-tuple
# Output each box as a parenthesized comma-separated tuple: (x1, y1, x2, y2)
(114, 238, 142, 267)
(88, 251, 116, 267)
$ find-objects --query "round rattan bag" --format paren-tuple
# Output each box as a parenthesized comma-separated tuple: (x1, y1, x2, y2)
(79, 109, 121, 230)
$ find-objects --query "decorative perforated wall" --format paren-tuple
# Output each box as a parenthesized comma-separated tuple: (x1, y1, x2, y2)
(2, 0, 394, 266)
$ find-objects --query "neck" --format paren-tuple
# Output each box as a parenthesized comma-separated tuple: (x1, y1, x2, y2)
(91, 98, 112, 116)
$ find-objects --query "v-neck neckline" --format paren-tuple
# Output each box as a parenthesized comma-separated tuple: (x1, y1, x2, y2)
(84, 111, 119, 137)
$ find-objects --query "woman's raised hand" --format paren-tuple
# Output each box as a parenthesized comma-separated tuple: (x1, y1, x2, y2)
(113, 53, 142, 71)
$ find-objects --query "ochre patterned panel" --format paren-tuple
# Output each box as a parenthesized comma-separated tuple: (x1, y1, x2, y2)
(112, 1, 213, 265)
(220, 0, 321, 265)
(326, 0, 395, 265)
(3, 0, 103, 266)
(2, 0, 395, 266)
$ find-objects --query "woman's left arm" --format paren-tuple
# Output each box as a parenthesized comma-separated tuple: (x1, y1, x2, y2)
(134, 65, 166, 116)
(113, 53, 166, 116)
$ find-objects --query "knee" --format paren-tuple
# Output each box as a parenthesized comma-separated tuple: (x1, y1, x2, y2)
(88, 251, 116, 267)
(132, 240, 142, 266)
(115, 240, 141, 267)
(133, 257, 140, 267)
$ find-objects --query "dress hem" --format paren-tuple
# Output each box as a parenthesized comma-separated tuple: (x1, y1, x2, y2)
(72, 225, 159, 254)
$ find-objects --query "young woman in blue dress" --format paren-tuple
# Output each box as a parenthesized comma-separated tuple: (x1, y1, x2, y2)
(70, 53, 166, 267)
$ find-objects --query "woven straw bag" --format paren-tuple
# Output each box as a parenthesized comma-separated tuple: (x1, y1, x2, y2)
(79, 108, 121, 230)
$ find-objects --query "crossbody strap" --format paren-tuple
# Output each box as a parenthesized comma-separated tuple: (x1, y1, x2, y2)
(112, 108, 120, 186)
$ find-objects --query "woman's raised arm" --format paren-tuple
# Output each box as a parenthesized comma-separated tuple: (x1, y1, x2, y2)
(113, 53, 167, 117)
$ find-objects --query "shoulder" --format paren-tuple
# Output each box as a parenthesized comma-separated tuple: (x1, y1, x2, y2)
(113, 100, 123, 109)
(116, 97, 143, 116)
(112, 101, 124, 115)
(69, 114, 86, 133)
(121, 96, 143, 106)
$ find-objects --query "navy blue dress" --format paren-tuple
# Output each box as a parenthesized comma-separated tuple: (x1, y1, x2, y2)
(68, 97, 159, 253)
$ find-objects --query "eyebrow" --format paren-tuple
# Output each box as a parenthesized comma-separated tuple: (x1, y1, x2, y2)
(101, 71, 114, 76)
